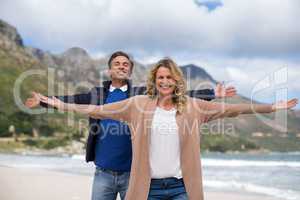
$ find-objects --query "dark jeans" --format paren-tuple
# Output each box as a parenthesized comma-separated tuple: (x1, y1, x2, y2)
(148, 177, 188, 200)
(91, 167, 130, 200)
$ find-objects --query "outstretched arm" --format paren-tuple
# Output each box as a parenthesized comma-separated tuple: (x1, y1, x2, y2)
(195, 98, 298, 122)
(187, 83, 237, 101)
(25, 89, 94, 109)
(38, 94, 133, 123)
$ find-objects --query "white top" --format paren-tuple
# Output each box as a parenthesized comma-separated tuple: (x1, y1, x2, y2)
(150, 106, 182, 179)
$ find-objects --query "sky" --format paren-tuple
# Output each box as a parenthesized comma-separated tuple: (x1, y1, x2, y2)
(0, 0, 299, 107)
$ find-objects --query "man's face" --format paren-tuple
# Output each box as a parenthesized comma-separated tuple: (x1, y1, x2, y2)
(109, 56, 132, 80)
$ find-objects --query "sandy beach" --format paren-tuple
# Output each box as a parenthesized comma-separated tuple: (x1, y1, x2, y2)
(0, 166, 93, 200)
(0, 166, 281, 200)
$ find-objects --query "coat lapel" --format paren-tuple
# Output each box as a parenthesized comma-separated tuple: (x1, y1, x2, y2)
(135, 97, 158, 199)
(142, 96, 158, 162)
(176, 109, 191, 191)
(144, 96, 158, 134)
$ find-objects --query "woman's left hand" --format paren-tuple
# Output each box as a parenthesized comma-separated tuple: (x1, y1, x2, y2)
(271, 98, 298, 111)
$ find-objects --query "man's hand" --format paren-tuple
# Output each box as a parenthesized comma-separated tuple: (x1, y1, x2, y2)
(25, 92, 41, 108)
(272, 99, 298, 111)
(215, 83, 237, 98)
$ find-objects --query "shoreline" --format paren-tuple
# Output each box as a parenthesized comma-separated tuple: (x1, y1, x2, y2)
(3, 148, 300, 156)
(0, 166, 283, 200)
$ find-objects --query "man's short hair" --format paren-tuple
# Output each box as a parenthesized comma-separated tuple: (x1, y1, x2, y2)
(108, 51, 134, 69)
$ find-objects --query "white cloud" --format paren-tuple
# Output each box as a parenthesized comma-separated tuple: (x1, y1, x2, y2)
(192, 57, 300, 106)
(0, 0, 299, 57)
(1, 0, 299, 106)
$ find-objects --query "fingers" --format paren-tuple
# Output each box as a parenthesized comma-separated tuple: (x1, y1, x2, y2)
(27, 92, 62, 108)
(216, 83, 222, 87)
(215, 83, 238, 98)
(38, 94, 50, 104)
(31, 91, 41, 100)
(287, 98, 298, 108)
(226, 88, 237, 93)
(275, 99, 298, 110)
(38, 94, 45, 102)
(25, 98, 34, 108)
(226, 92, 236, 97)
(225, 86, 237, 97)
(226, 86, 235, 90)
(38, 95, 60, 108)
(217, 83, 236, 92)
(38, 93, 49, 102)
(226, 86, 236, 92)
(39, 97, 47, 103)
(26, 92, 40, 108)
(215, 83, 223, 91)
(287, 99, 297, 105)
(289, 98, 298, 104)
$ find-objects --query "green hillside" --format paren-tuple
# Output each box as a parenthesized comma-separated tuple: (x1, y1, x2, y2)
(0, 33, 82, 145)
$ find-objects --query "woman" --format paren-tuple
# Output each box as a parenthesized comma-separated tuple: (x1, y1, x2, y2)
(39, 58, 298, 200)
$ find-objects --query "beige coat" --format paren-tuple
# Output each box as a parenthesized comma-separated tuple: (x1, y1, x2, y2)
(89, 95, 273, 200)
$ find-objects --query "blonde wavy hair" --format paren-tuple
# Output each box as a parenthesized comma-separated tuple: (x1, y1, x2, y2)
(146, 58, 187, 114)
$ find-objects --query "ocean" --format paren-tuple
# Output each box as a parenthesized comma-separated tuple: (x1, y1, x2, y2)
(0, 152, 299, 200)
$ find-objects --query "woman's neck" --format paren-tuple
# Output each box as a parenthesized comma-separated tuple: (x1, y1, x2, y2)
(157, 95, 174, 110)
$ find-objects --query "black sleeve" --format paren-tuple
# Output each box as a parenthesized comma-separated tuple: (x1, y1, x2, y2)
(187, 89, 215, 101)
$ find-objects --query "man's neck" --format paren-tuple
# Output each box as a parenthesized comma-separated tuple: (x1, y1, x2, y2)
(111, 79, 127, 88)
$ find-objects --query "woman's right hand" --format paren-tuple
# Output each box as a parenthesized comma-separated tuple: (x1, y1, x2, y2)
(38, 94, 66, 110)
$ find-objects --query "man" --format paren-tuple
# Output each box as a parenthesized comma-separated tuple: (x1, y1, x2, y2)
(25, 51, 236, 200)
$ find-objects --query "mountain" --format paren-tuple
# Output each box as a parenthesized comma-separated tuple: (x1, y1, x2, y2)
(0, 19, 23, 46)
(26, 47, 148, 92)
(0, 19, 75, 138)
(1, 19, 299, 151)
(181, 64, 217, 83)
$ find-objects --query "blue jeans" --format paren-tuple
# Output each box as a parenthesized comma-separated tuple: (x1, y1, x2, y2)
(148, 177, 188, 200)
(91, 167, 130, 200)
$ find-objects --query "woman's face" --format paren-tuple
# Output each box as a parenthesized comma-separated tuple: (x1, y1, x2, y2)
(155, 66, 176, 97)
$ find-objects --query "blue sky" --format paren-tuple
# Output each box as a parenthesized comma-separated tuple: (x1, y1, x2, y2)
(194, 0, 223, 11)
(1, 0, 299, 108)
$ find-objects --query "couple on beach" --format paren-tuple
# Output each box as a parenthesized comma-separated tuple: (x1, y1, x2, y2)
(25, 51, 298, 200)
